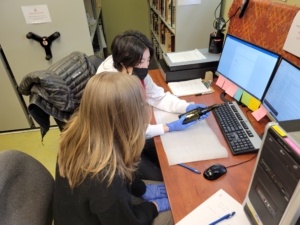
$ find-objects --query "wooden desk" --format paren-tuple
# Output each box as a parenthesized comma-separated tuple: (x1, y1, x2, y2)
(148, 69, 270, 223)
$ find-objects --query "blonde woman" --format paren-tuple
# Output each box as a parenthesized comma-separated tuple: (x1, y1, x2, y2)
(53, 72, 173, 225)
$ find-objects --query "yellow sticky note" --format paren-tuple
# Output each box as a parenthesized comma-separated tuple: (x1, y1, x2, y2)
(248, 97, 261, 111)
(272, 125, 286, 137)
(241, 91, 251, 106)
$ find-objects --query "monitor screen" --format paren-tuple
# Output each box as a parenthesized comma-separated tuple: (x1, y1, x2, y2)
(217, 34, 280, 100)
(262, 58, 300, 122)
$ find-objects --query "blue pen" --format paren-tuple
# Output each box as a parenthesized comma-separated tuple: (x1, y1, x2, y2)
(178, 163, 201, 174)
(209, 212, 236, 225)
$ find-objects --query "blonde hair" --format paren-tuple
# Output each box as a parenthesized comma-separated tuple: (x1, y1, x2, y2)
(58, 71, 151, 189)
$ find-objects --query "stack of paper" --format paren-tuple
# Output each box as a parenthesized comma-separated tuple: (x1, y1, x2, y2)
(168, 78, 213, 97)
(166, 49, 206, 63)
(176, 189, 251, 225)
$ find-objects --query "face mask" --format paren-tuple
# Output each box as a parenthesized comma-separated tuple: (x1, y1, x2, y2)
(131, 67, 148, 80)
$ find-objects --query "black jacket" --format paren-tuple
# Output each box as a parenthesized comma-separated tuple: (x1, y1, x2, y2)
(19, 52, 96, 138)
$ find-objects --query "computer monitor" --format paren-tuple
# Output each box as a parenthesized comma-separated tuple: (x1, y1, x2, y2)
(262, 58, 300, 122)
(217, 34, 280, 101)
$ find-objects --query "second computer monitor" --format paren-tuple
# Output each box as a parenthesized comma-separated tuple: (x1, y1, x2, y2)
(262, 58, 300, 122)
(217, 35, 280, 101)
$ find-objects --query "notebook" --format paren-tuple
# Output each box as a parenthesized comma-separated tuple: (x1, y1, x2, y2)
(168, 78, 214, 97)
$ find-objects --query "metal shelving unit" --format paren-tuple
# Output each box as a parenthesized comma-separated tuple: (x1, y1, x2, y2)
(149, 0, 221, 56)
(84, 0, 106, 58)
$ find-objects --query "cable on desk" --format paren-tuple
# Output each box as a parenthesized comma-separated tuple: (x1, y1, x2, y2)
(245, 109, 259, 125)
(225, 154, 257, 169)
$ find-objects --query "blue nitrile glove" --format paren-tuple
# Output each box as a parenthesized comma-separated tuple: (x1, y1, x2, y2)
(142, 184, 167, 201)
(186, 103, 210, 121)
(166, 115, 197, 132)
(150, 198, 170, 213)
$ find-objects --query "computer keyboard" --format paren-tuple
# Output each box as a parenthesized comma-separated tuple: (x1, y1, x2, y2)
(213, 101, 261, 155)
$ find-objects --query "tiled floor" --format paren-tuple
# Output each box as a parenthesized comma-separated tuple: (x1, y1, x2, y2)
(0, 128, 60, 177)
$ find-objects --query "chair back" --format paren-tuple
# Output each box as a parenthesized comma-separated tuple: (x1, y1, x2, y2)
(0, 150, 54, 225)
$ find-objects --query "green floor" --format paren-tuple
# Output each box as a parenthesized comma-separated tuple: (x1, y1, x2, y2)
(0, 128, 60, 177)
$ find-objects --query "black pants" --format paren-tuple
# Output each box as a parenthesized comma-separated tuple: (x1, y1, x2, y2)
(136, 138, 163, 181)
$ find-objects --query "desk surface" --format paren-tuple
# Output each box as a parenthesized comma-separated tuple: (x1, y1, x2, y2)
(148, 69, 270, 224)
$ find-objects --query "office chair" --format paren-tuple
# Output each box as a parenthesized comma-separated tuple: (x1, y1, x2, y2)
(0, 150, 54, 225)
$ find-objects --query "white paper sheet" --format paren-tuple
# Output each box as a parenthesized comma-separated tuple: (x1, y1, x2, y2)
(21, 5, 52, 24)
(153, 108, 228, 165)
(167, 49, 206, 63)
(168, 78, 212, 96)
(283, 11, 300, 58)
(176, 189, 251, 225)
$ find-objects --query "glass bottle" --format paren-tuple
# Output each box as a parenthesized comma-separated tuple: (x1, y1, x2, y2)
(178, 104, 219, 124)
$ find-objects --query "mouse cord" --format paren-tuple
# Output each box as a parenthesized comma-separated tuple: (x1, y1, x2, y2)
(225, 154, 257, 169)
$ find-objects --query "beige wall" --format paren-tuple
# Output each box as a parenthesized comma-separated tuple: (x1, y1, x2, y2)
(101, 0, 300, 55)
(271, 0, 300, 6)
(101, 0, 150, 55)
(223, 0, 300, 26)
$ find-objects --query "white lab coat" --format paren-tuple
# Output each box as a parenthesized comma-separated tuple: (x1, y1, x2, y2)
(96, 56, 189, 138)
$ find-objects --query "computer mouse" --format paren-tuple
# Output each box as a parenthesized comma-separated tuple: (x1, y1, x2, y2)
(203, 164, 227, 180)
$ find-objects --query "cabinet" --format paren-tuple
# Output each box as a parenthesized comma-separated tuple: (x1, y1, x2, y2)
(0, 0, 94, 132)
(0, 47, 32, 131)
(84, 0, 107, 58)
(149, 0, 220, 59)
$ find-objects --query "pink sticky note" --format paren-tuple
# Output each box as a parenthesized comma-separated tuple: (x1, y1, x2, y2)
(216, 75, 225, 88)
(225, 83, 238, 97)
(284, 138, 300, 155)
(252, 105, 267, 121)
(222, 79, 232, 91)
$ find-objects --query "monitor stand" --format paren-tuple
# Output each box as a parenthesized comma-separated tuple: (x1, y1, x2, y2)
(220, 91, 247, 107)
(220, 91, 231, 103)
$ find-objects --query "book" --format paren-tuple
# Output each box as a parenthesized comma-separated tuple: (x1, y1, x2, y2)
(165, 29, 171, 52)
(160, 0, 165, 18)
(170, 34, 175, 52)
(160, 23, 165, 44)
(168, 78, 214, 97)
(171, 0, 175, 29)
(165, 0, 171, 24)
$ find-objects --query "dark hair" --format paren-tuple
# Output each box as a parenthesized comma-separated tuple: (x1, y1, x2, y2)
(111, 30, 154, 71)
